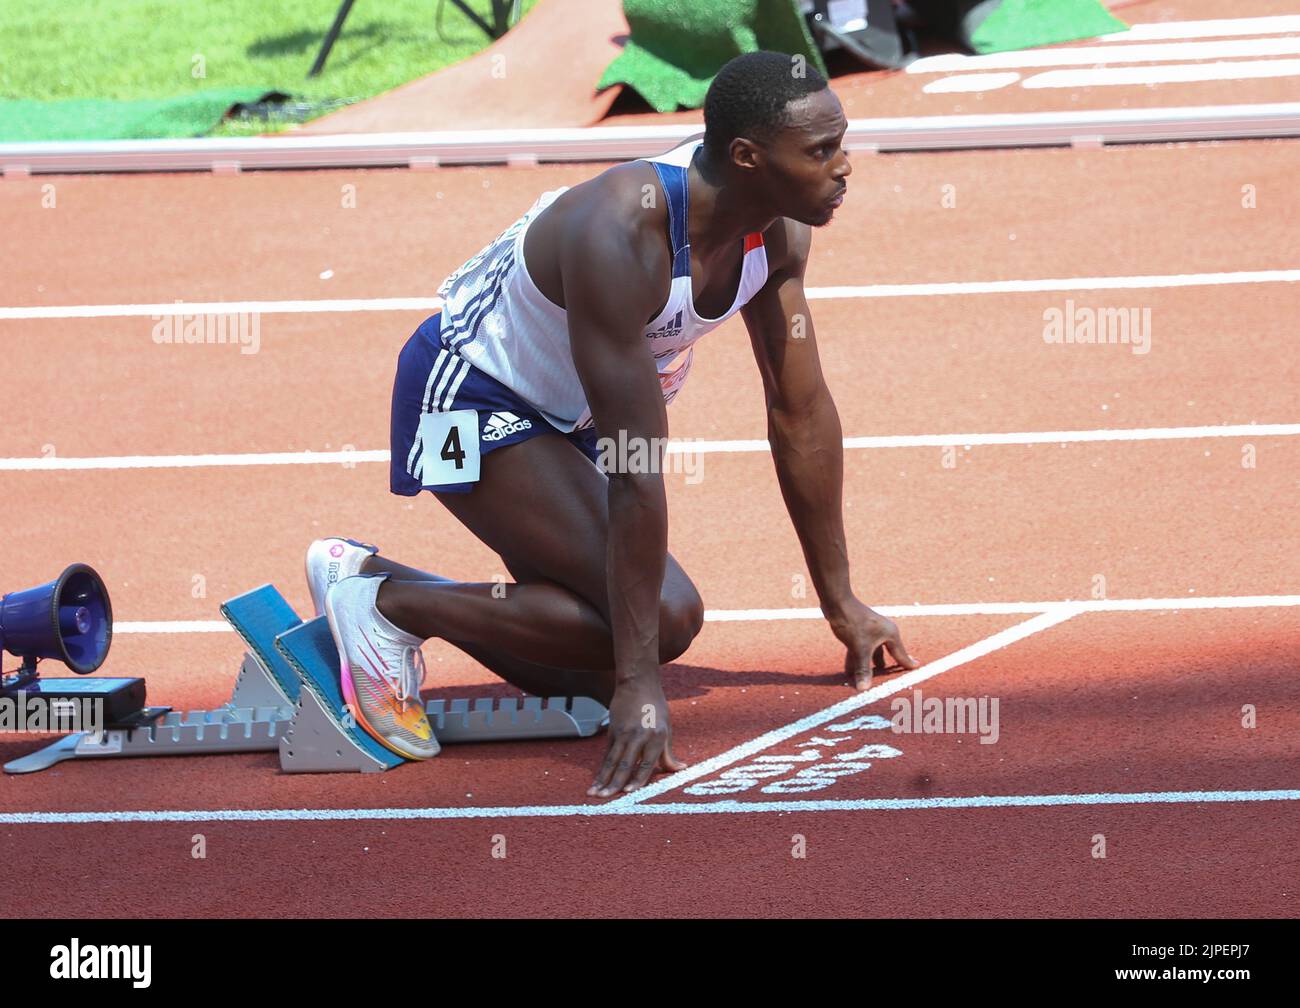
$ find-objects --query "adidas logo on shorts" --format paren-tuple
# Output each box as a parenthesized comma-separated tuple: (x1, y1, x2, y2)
(482, 410, 533, 441)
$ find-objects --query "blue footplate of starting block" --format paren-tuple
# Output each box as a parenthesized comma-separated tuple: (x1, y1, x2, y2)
(219, 584, 304, 705)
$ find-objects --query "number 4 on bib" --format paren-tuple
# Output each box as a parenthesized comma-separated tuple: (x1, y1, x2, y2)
(416, 409, 481, 488)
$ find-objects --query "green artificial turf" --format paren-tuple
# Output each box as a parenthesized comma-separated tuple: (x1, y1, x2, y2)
(0, 0, 537, 139)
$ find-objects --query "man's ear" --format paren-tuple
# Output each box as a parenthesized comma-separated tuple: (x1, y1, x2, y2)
(730, 137, 763, 172)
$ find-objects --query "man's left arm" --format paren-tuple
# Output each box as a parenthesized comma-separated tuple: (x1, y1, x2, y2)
(740, 219, 919, 690)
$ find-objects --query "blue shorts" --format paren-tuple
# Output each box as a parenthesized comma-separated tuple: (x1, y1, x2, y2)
(390, 313, 602, 495)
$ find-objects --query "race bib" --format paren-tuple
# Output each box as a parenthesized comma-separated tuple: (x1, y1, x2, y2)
(416, 409, 481, 487)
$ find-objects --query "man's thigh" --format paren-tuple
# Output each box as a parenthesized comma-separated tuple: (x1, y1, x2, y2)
(431, 432, 700, 624)
(388, 318, 700, 626)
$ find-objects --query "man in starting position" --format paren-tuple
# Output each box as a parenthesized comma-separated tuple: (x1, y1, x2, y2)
(303, 51, 919, 798)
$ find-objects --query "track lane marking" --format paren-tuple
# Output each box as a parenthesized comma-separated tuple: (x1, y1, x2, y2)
(3, 790, 1296, 826)
(1098, 16, 1300, 42)
(610, 607, 1081, 807)
(3, 268, 1298, 320)
(110, 594, 1300, 635)
(805, 269, 1300, 299)
(906, 36, 1300, 73)
(5, 423, 1299, 472)
(1022, 59, 1300, 90)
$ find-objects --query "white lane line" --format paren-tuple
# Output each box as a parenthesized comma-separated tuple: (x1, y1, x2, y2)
(1099, 16, 1300, 43)
(3, 269, 1297, 321)
(0, 297, 442, 320)
(116, 620, 237, 633)
(837, 423, 1300, 448)
(5, 423, 1298, 472)
(907, 35, 1300, 73)
(924, 72, 1022, 94)
(0, 449, 389, 471)
(611, 607, 1082, 808)
(804, 268, 1300, 299)
(1024, 58, 1300, 90)
(107, 594, 1300, 635)
(106, 594, 1300, 635)
(6, 789, 1294, 825)
(1045, 595, 1300, 612)
(707, 595, 1300, 622)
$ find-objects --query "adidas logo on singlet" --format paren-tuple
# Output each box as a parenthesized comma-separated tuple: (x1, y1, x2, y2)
(648, 309, 684, 341)
(482, 411, 533, 441)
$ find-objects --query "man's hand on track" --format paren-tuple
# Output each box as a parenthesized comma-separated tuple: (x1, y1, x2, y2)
(829, 599, 921, 691)
(588, 678, 686, 798)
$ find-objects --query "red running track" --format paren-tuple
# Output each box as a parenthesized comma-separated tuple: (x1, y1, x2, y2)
(0, 115, 1297, 916)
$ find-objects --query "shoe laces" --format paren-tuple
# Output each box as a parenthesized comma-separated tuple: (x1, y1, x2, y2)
(394, 643, 426, 704)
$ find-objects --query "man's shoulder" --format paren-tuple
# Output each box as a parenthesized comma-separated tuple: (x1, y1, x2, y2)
(542, 137, 698, 255)
(561, 161, 666, 232)
(544, 161, 673, 274)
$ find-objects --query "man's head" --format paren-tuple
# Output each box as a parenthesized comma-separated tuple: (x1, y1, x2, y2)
(702, 50, 850, 227)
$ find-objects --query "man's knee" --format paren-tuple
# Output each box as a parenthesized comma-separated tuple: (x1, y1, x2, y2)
(659, 590, 705, 662)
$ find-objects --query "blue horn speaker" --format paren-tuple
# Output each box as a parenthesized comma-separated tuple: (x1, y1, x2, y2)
(0, 563, 113, 683)
(0, 563, 149, 733)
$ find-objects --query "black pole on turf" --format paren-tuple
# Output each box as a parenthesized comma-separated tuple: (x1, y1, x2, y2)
(308, 0, 358, 78)
(446, 0, 499, 41)
(309, 1, 514, 79)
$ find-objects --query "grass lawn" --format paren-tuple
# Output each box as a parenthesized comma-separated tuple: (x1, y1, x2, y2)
(0, 0, 539, 135)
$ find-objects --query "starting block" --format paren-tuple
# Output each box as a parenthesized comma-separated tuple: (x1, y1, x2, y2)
(3, 584, 607, 774)
(3, 585, 300, 773)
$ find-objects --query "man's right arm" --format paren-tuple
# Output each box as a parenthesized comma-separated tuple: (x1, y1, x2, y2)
(560, 200, 685, 798)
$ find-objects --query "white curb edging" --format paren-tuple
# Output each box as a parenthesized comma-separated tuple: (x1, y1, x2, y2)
(2, 103, 1298, 175)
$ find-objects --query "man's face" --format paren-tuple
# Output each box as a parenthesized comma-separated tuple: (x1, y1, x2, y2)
(758, 89, 851, 227)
